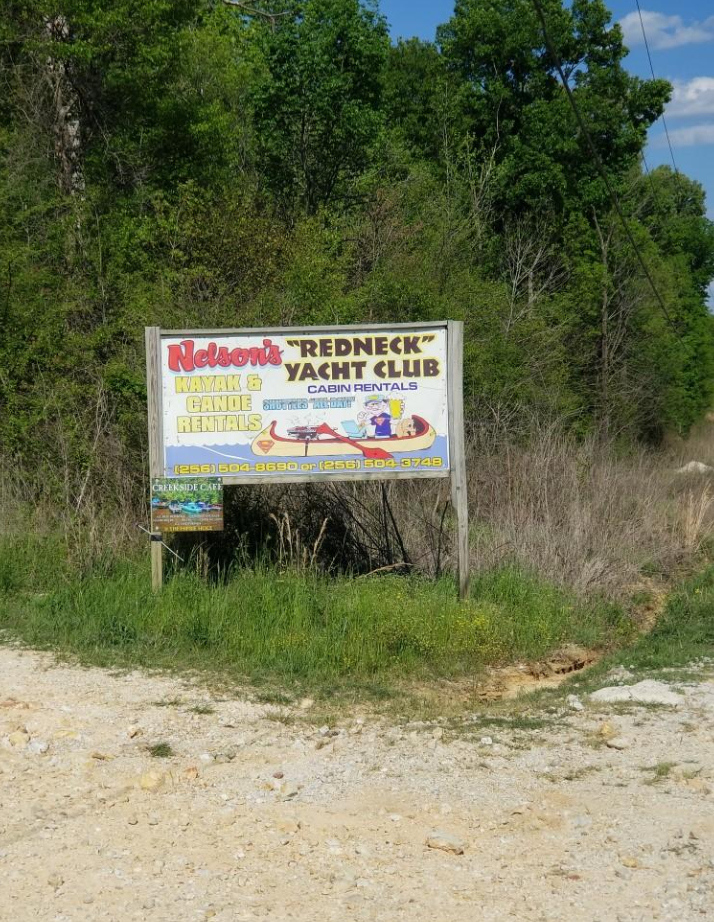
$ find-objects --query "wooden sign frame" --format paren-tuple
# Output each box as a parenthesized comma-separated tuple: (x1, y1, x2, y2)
(145, 321, 469, 597)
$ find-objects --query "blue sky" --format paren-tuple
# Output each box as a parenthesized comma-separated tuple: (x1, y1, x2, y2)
(380, 1, 714, 221)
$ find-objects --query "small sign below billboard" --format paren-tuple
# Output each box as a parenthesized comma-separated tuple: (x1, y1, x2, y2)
(151, 477, 223, 532)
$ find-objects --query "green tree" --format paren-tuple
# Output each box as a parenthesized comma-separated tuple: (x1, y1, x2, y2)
(249, 0, 390, 214)
(639, 168, 714, 433)
(382, 38, 461, 167)
(1, 0, 714, 511)
(438, 0, 670, 216)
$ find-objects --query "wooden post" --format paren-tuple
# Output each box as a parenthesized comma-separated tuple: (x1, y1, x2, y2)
(447, 320, 470, 600)
(145, 326, 164, 591)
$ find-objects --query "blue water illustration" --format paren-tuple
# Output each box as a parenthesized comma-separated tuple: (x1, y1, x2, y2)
(165, 435, 450, 476)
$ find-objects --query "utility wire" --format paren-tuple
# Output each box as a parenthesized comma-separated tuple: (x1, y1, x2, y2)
(629, 6, 677, 228)
(634, 0, 682, 183)
(529, 0, 675, 328)
(640, 150, 666, 213)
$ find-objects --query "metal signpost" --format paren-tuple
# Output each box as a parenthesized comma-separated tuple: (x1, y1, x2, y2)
(145, 321, 469, 597)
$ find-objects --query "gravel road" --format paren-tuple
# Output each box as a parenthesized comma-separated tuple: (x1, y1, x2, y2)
(1, 647, 713, 922)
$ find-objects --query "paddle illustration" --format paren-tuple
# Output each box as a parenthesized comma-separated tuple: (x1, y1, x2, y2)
(314, 422, 394, 460)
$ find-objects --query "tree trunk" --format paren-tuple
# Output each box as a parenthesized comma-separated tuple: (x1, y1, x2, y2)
(45, 16, 84, 197)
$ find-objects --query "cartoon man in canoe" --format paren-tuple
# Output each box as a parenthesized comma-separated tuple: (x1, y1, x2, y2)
(357, 397, 404, 439)
(252, 409, 436, 458)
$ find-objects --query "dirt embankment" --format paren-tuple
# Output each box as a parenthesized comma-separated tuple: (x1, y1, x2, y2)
(1, 647, 713, 922)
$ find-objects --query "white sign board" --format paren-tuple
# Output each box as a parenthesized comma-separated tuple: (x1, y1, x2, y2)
(156, 325, 450, 481)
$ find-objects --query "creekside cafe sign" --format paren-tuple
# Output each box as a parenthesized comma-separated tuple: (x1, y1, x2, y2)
(145, 322, 468, 594)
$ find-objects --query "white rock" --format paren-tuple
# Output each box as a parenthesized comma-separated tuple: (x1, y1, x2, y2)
(567, 695, 584, 711)
(270, 778, 300, 800)
(138, 770, 168, 792)
(7, 729, 29, 749)
(28, 739, 50, 755)
(426, 829, 465, 855)
(607, 666, 634, 682)
(676, 461, 714, 475)
(590, 680, 684, 707)
(606, 736, 632, 750)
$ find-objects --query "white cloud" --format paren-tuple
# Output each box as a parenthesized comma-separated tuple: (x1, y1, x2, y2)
(668, 78, 714, 118)
(653, 123, 714, 148)
(619, 11, 714, 50)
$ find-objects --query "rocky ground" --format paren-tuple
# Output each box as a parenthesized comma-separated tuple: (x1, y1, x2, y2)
(1, 647, 713, 922)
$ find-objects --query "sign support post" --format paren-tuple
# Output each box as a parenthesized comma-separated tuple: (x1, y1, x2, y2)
(145, 325, 164, 591)
(447, 321, 470, 600)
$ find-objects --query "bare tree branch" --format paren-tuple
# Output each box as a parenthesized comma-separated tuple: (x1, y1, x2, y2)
(221, 0, 291, 28)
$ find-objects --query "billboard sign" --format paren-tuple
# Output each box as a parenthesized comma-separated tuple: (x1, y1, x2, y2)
(155, 324, 450, 482)
(145, 321, 468, 595)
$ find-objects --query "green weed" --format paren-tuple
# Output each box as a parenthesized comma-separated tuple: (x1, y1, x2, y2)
(641, 761, 678, 784)
(0, 536, 628, 693)
(147, 742, 174, 758)
(254, 690, 294, 706)
(152, 697, 183, 708)
(564, 566, 714, 695)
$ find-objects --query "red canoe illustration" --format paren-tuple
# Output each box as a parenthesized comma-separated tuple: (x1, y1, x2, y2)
(251, 416, 436, 458)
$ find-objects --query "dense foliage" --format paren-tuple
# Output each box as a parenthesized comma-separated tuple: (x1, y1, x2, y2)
(1, 0, 713, 499)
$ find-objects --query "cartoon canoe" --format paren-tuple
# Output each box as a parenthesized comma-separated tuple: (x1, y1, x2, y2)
(251, 415, 436, 458)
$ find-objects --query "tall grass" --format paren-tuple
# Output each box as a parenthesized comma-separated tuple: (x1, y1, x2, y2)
(271, 423, 714, 597)
(469, 427, 713, 593)
(568, 564, 714, 691)
(611, 566, 714, 670)
(4, 418, 714, 599)
(0, 536, 624, 687)
(2, 416, 713, 689)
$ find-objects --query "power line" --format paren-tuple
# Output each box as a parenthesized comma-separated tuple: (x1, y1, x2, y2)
(640, 147, 674, 215)
(634, 0, 681, 182)
(639, 150, 663, 210)
(629, 6, 678, 225)
(529, 0, 675, 329)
